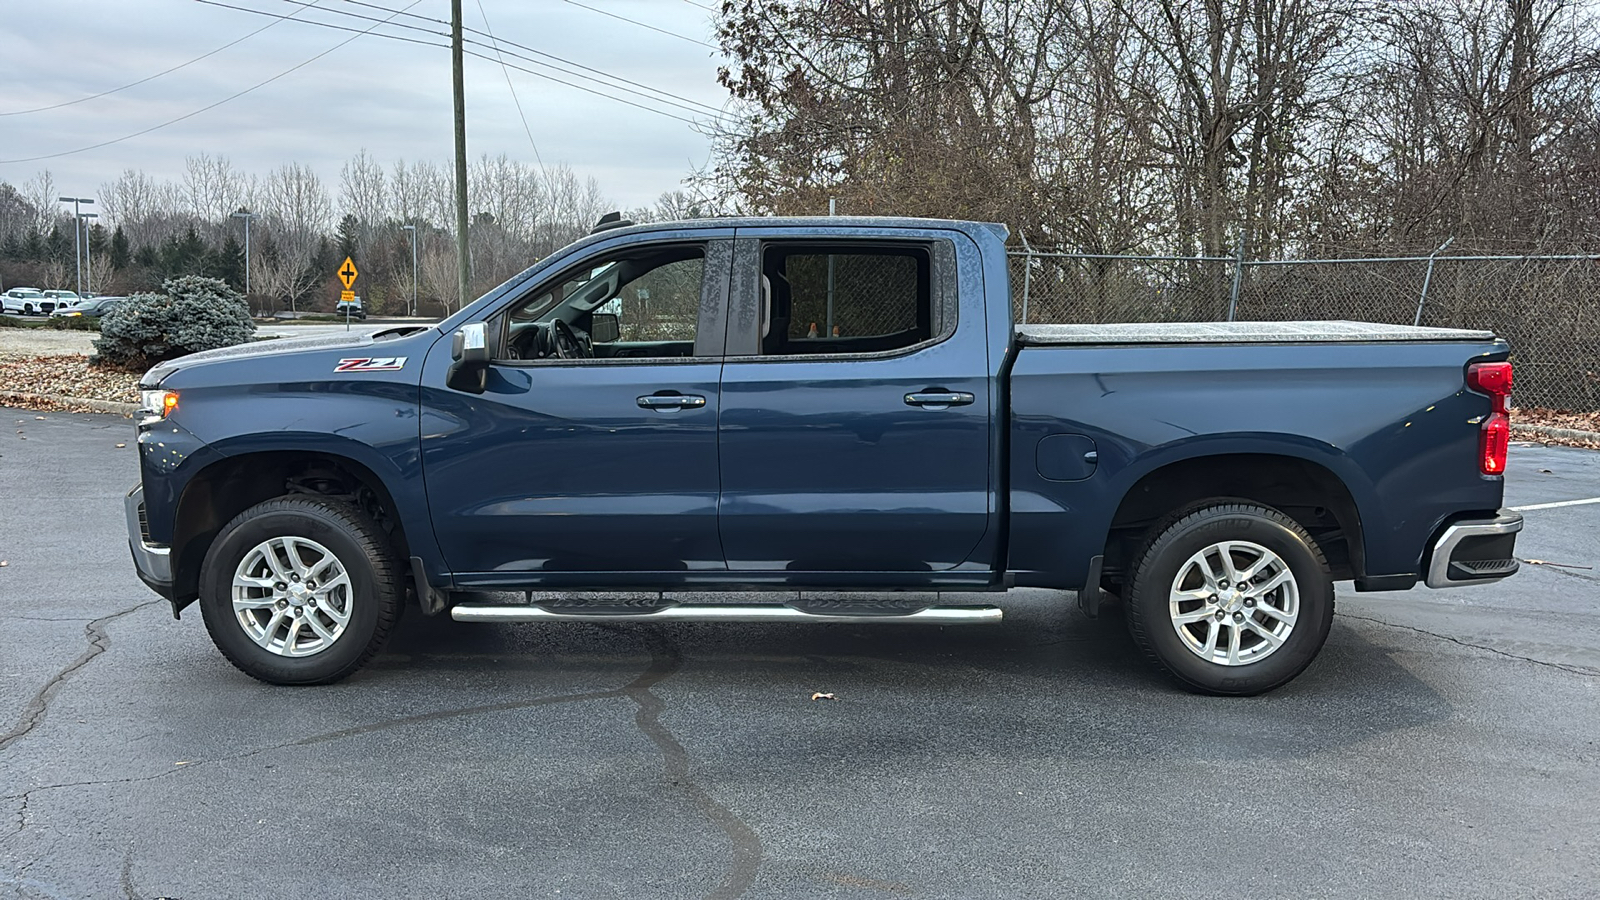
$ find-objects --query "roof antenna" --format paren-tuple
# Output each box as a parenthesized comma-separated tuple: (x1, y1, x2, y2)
(590, 211, 634, 234)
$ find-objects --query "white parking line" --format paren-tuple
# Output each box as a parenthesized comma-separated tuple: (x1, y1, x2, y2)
(1510, 497, 1600, 512)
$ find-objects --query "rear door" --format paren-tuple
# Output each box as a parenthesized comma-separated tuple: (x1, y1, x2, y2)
(420, 230, 734, 584)
(715, 227, 995, 575)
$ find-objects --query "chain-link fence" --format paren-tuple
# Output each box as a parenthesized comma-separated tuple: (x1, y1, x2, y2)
(785, 251, 921, 339)
(1010, 250, 1600, 411)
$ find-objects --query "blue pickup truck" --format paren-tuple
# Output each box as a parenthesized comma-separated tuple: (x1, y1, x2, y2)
(125, 216, 1522, 694)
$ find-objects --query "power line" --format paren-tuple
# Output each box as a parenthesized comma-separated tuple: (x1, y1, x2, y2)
(199, 0, 445, 49)
(198, 2, 720, 125)
(258, 1, 730, 121)
(479, 50, 707, 126)
(280, 0, 728, 117)
(0, 0, 427, 165)
(474, 0, 548, 179)
(557, 0, 717, 49)
(0, 0, 331, 117)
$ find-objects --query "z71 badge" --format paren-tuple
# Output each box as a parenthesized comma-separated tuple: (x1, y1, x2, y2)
(334, 357, 408, 372)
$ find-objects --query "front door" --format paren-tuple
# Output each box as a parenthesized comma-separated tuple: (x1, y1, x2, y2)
(715, 231, 995, 575)
(420, 233, 732, 584)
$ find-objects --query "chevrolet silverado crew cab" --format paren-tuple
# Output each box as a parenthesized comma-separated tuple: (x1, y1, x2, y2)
(124, 216, 1523, 694)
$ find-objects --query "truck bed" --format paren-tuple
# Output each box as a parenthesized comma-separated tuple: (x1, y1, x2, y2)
(1015, 320, 1496, 345)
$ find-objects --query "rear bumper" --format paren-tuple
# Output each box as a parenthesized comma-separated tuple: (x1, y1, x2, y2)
(125, 484, 175, 601)
(1425, 511, 1523, 588)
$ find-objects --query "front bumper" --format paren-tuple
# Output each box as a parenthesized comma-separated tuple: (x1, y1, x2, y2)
(1425, 511, 1524, 588)
(125, 484, 175, 601)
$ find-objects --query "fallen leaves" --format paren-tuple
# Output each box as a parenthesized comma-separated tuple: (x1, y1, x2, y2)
(0, 354, 139, 410)
(1514, 407, 1600, 449)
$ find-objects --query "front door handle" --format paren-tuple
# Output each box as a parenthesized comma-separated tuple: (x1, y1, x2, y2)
(637, 394, 707, 410)
(905, 391, 975, 408)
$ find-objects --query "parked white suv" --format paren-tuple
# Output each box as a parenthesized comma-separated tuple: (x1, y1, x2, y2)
(41, 289, 81, 313)
(2, 287, 48, 315)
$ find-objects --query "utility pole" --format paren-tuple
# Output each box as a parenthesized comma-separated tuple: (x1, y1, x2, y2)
(451, 0, 471, 310)
(401, 223, 418, 316)
(57, 196, 94, 296)
(79, 212, 98, 295)
(231, 211, 256, 298)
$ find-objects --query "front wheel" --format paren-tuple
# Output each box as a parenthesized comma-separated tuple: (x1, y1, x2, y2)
(1125, 502, 1334, 696)
(198, 497, 402, 685)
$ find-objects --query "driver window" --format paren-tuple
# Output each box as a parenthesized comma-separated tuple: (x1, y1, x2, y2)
(605, 257, 703, 343)
(500, 244, 706, 362)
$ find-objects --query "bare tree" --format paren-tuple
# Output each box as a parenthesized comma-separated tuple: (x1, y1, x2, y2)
(256, 163, 331, 311)
(181, 153, 245, 227)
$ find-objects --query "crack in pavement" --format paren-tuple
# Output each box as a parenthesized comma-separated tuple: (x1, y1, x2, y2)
(0, 687, 632, 832)
(119, 849, 138, 900)
(1523, 561, 1600, 585)
(3, 791, 28, 842)
(2, 622, 766, 898)
(0, 601, 161, 754)
(624, 630, 764, 900)
(1342, 612, 1600, 677)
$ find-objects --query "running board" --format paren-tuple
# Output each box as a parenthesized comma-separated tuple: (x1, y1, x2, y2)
(449, 603, 1004, 625)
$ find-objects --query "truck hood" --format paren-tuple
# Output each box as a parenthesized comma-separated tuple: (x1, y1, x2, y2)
(139, 326, 435, 387)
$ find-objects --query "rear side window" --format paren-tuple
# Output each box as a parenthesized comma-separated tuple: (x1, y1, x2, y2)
(760, 246, 932, 356)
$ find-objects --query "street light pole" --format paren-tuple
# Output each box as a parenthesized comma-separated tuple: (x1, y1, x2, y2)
(78, 212, 99, 295)
(57, 196, 94, 296)
(401, 224, 418, 316)
(231, 211, 256, 299)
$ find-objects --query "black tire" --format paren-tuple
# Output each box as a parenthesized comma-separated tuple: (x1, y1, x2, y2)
(198, 496, 402, 685)
(1125, 502, 1334, 696)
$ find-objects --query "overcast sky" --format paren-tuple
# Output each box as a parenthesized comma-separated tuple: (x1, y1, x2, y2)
(0, 0, 730, 211)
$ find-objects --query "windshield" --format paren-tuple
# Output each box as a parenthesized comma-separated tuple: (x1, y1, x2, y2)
(510, 261, 620, 323)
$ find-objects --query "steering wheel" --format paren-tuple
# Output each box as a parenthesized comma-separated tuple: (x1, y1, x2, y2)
(550, 319, 591, 360)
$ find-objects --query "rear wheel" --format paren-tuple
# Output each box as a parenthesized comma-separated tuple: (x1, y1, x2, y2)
(1125, 502, 1334, 696)
(198, 497, 401, 685)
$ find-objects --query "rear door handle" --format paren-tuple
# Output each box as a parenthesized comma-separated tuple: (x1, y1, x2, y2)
(637, 394, 707, 410)
(904, 391, 975, 408)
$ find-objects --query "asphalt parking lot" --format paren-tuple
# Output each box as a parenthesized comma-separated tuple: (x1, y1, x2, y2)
(2, 409, 1597, 899)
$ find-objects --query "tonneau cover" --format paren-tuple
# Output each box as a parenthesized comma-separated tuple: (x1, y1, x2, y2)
(1015, 320, 1496, 345)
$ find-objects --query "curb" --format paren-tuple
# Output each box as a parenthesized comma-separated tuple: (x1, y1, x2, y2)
(0, 391, 138, 416)
(1513, 423, 1600, 444)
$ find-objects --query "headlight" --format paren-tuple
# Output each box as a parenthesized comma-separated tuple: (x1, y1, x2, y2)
(138, 389, 179, 425)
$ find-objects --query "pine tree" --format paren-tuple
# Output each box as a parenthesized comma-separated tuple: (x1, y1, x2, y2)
(110, 226, 131, 271)
(337, 213, 359, 261)
(46, 224, 71, 266)
(159, 226, 211, 277)
(214, 233, 246, 290)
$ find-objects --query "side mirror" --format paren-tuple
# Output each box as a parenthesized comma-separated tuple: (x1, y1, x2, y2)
(590, 312, 620, 344)
(447, 322, 490, 393)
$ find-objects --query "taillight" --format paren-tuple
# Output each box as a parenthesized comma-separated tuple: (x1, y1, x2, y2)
(1467, 362, 1513, 475)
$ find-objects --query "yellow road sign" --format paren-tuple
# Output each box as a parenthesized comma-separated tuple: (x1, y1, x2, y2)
(338, 257, 359, 289)
(340, 290, 355, 302)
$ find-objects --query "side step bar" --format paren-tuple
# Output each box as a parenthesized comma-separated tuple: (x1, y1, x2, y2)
(450, 604, 1004, 625)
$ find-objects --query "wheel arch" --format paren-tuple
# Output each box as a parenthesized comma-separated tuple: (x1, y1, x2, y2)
(1102, 449, 1370, 585)
(169, 450, 411, 611)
